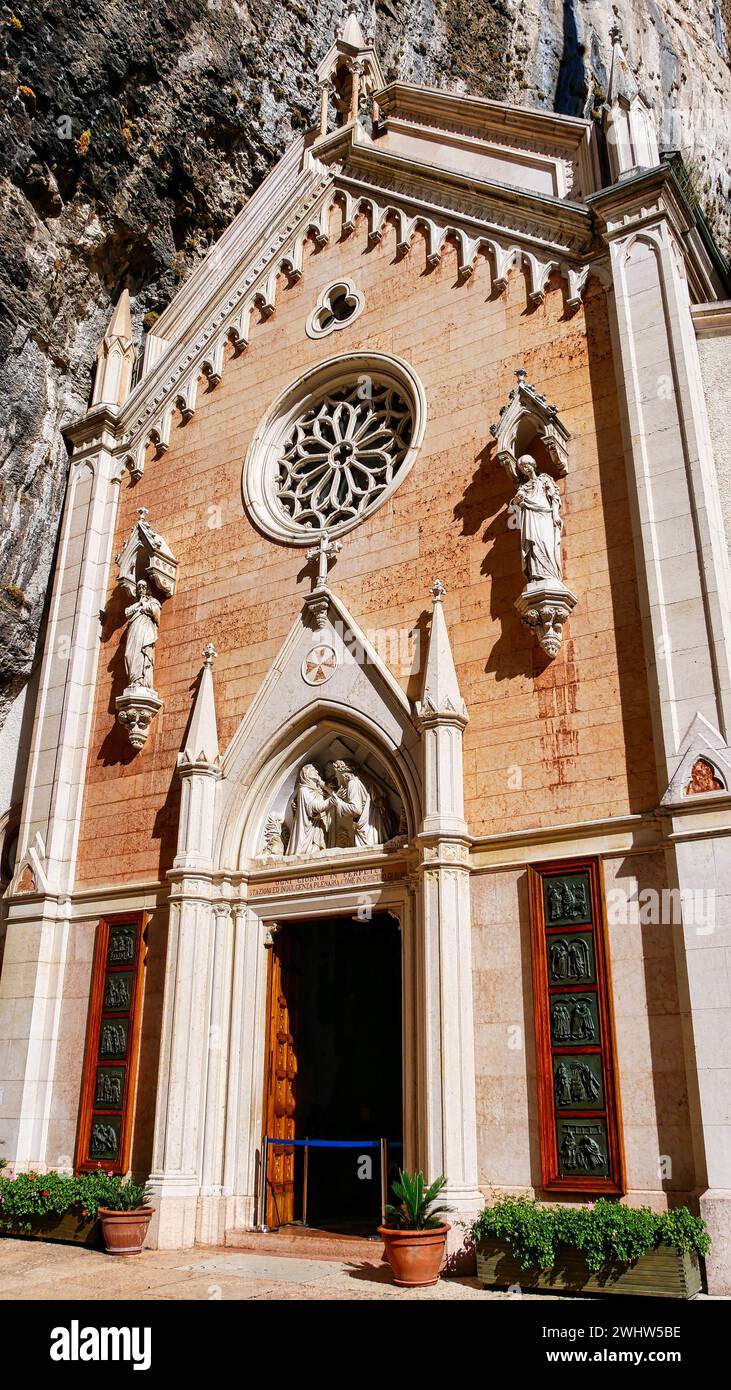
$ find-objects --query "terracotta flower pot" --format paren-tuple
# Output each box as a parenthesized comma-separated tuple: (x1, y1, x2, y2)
(98, 1206, 153, 1256)
(378, 1222, 450, 1287)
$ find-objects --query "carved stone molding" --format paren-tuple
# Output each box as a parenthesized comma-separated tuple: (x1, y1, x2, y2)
(116, 508, 178, 597)
(115, 687, 164, 751)
(491, 368, 571, 479)
(515, 580, 578, 659)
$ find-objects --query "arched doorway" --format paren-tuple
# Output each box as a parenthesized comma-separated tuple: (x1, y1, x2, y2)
(262, 911, 402, 1232)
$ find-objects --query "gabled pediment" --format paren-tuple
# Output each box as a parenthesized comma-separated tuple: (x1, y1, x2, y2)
(214, 587, 421, 867)
(661, 712, 731, 804)
(112, 92, 602, 480)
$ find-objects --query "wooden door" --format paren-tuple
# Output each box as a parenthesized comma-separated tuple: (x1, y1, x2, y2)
(263, 930, 300, 1227)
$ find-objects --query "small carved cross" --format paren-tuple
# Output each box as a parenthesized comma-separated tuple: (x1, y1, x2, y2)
(307, 530, 342, 589)
(429, 578, 446, 602)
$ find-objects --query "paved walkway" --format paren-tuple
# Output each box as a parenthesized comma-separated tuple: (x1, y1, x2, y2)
(0, 1238, 571, 1301)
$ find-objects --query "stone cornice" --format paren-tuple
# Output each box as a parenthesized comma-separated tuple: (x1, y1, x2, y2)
(588, 164, 723, 303)
(375, 82, 595, 156)
(329, 139, 597, 258)
(691, 299, 731, 338)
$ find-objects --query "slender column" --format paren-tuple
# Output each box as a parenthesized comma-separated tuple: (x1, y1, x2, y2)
(414, 581, 482, 1215)
(318, 81, 330, 137)
(601, 186, 731, 1292)
(0, 409, 123, 1169)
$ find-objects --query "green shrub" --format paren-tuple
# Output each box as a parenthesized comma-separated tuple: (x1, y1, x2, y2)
(0, 1170, 151, 1233)
(470, 1195, 710, 1273)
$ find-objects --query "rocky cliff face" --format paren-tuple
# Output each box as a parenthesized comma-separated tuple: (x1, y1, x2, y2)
(1, 0, 729, 730)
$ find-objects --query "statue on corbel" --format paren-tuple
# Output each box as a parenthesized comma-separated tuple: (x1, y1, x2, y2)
(491, 370, 577, 658)
(114, 508, 178, 750)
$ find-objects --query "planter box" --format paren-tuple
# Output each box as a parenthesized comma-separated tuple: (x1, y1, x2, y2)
(1, 1210, 101, 1248)
(476, 1238, 702, 1299)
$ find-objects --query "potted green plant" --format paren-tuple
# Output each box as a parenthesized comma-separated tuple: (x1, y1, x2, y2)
(96, 1175, 153, 1256)
(470, 1196, 709, 1299)
(0, 1169, 152, 1250)
(378, 1170, 451, 1287)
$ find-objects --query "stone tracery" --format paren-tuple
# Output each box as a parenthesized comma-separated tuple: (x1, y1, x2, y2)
(276, 380, 413, 532)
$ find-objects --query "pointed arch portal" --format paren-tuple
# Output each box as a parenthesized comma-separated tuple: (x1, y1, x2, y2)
(148, 585, 483, 1248)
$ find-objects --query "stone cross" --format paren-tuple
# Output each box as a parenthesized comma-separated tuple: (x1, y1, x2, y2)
(429, 578, 446, 602)
(202, 642, 218, 667)
(307, 530, 342, 589)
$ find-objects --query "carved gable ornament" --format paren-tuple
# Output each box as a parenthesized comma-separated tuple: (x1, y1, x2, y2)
(116, 507, 178, 599)
(490, 368, 571, 481)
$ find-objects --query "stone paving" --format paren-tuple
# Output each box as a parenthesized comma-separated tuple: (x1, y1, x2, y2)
(0, 1238, 575, 1301)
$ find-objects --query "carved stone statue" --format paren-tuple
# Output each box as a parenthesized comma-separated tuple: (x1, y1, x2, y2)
(266, 755, 398, 858)
(262, 814, 289, 857)
(329, 759, 383, 848)
(287, 764, 333, 855)
(123, 579, 161, 688)
(507, 454, 563, 584)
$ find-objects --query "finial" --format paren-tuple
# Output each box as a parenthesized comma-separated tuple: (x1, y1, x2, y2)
(609, 21, 623, 46)
(514, 367, 528, 385)
(307, 529, 342, 589)
(137, 506, 149, 522)
(429, 579, 446, 602)
(202, 643, 218, 668)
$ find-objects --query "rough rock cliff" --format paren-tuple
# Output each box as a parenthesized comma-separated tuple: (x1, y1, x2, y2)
(1, 0, 730, 729)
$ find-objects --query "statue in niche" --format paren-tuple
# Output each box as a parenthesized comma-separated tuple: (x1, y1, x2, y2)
(288, 765, 334, 855)
(123, 578, 161, 688)
(507, 454, 563, 584)
(328, 759, 391, 849)
(274, 756, 397, 857)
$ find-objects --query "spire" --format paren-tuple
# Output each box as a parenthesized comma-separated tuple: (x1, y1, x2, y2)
(416, 580, 468, 722)
(315, 2, 385, 138)
(91, 289, 136, 409)
(105, 287, 133, 343)
(340, 0, 368, 49)
(602, 23, 658, 182)
(180, 644, 220, 766)
(607, 23, 639, 104)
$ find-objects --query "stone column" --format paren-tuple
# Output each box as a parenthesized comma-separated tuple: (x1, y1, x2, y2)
(598, 173, 731, 1292)
(415, 581, 482, 1217)
(0, 408, 123, 1170)
(148, 650, 225, 1248)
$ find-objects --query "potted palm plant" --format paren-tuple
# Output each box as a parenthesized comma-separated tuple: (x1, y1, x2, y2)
(97, 1176, 153, 1256)
(378, 1170, 451, 1287)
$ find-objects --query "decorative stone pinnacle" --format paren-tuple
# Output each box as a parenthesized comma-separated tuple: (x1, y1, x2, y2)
(430, 578, 446, 602)
(137, 506, 149, 521)
(515, 367, 528, 384)
(609, 22, 623, 46)
(202, 643, 218, 667)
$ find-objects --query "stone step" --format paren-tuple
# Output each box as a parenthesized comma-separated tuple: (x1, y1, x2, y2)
(224, 1225, 387, 1264)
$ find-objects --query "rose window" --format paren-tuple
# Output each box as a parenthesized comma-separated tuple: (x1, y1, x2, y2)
(242, 352, 426, 544)
(275, 382, 414, 532)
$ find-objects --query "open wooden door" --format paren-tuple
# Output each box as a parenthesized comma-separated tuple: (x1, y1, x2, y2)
(263, 929, 301, 1227)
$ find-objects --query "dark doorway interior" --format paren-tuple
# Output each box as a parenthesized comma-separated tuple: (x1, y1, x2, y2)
(264, 912, 402, 1234)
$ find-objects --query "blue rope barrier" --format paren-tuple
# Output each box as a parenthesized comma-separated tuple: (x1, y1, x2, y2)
(264, 1137, 380, 1149)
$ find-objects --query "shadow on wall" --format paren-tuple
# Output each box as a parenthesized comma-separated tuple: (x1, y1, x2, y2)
(583, 276, 659, 814)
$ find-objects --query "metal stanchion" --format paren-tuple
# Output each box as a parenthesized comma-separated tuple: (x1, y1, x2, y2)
(302, 1139, 309, 1227)
(259, 1136, 269, 1232)
(380, 1137, 388, 1225)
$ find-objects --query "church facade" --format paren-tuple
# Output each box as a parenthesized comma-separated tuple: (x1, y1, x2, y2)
(3, 11, 731, 1291)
